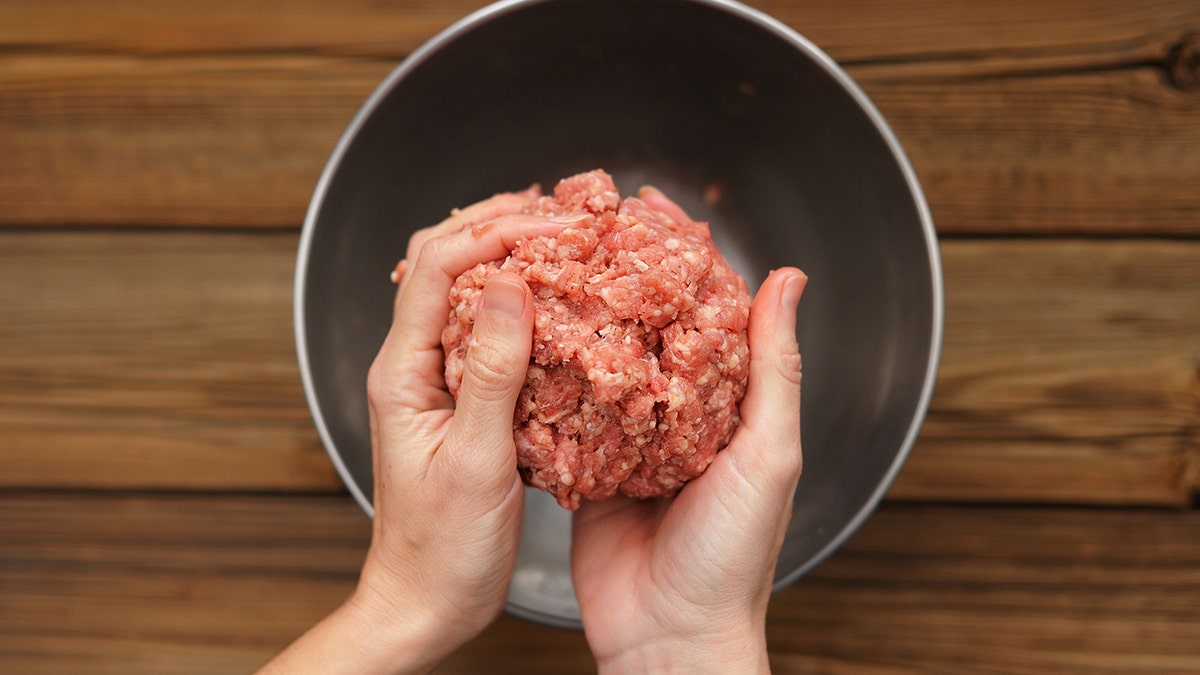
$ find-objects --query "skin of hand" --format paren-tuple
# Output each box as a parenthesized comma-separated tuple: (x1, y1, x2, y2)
(570, 187, 807, 674)
(260, 191, 575, 675)
(260, 184, 805, 674)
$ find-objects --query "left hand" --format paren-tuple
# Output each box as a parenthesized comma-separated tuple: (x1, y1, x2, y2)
(261, 191, 573, 674)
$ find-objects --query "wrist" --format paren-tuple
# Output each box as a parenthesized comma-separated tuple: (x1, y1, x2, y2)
(339, 570, 481, 675)
(345, 586, 443, 673)
(594, 629, 771, 675)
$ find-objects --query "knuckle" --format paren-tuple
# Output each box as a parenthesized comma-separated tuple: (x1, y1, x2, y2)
(463, 339, 522, 397)
(778, 440, 804, 481)
(366, 357, 402, 407)
(406, 225, 438, 261)
(405, 237, 455, 282)
(759, 439, 803, 494)
(367, 351, 423, 411)
(365, 357, 389, 402)
(405, 223, 444, 260)
(415, 236, 442, 266)
(776, 343, 803, 387)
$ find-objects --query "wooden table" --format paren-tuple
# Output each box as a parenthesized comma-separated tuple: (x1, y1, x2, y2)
(2, 1, 1198, 672)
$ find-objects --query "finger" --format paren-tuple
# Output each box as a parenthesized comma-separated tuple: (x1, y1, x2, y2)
(389, 258, 408, 284)
(733, 267, 806, 487)
(637, 185, 693, 225)
(413, 187, 539, 256)
(439, 273, 534, 486)
(398, 188, 538, 291)
(393, 213, 584, 353)
(369, 214, 584, 418)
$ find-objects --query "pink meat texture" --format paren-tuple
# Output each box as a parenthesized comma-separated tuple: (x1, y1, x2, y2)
(441, 170, 751, 510)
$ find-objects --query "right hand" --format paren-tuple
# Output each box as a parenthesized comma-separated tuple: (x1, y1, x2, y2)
(571, 187, 807, 674)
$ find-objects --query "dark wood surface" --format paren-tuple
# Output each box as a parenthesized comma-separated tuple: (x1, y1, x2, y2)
(1, 1, 1198, 672)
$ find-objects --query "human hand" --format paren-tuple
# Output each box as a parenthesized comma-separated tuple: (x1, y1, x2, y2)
(261, 190, 575, 674)
(571, 187, 806, 674)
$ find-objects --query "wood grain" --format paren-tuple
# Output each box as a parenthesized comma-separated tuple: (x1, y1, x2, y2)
(892, 239, 1200, 505)
(2, 493, 1197, 673)
(0, 53, 385, 228)
(2, 232, 1196, 503)
(871, 67, 1200, 235)
(0, 0, 1194, 64)
(0, 3, 1197, 232)
(0, 494, 371, 675)
(764, 503, 1200, 674)
(2, 3, 1196, 672)
(0, 231, 342, 491)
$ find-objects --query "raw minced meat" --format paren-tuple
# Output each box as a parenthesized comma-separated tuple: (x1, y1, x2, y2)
(441, 170, 751, 510)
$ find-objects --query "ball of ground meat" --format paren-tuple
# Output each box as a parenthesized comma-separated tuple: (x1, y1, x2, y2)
(441, 170, 751, 510)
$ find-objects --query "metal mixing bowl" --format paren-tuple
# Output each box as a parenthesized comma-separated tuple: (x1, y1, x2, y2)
(295, 0, 943, 629)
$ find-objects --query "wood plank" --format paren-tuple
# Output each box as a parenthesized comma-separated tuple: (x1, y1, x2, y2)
(892, 239, 1200, 505)
(871, 67, 1200, 235)
(0, 53, 386, 228)
(0, 231, 343, 491)
(2, 232, 1197, 503)
(0, 60, 1192, 234)
(0, 494, 373, 675)
(0, 7, 1197, 232)
(764, 503, 1200, 674)
(2, 494, 1198, 672)
(0, 0, 1194, 64)
(0, 0, 495, 57)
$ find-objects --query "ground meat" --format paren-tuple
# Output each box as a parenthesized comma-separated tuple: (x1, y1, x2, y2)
(442, 170, 751, 510)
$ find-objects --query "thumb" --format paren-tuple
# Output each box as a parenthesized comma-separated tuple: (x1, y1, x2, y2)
(731, 267, 806, 491)
(441, 272, 533, 482)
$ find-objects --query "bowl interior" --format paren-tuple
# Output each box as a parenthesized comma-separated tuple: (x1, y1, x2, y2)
(297, 0, 941, 628)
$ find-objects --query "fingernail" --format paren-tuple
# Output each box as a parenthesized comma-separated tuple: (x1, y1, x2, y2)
(483, 276, 527, 318)
(637, 185, 663, 198)
(780, 271, 807, 311)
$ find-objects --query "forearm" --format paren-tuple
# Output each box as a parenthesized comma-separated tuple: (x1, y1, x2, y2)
(256, 588, 450, 675)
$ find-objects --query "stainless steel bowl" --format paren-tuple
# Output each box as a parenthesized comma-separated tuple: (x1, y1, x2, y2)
(296, 0, 943, 629)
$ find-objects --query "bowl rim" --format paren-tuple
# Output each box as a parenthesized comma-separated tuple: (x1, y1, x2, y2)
(294, 0, 944, 627)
